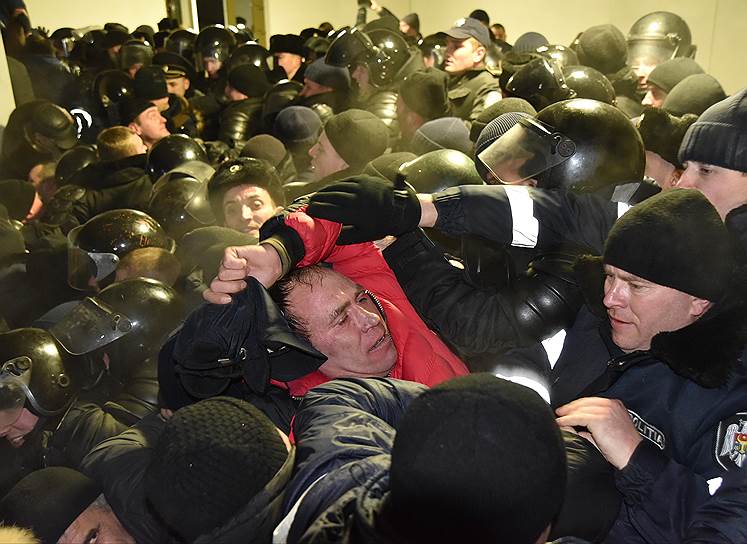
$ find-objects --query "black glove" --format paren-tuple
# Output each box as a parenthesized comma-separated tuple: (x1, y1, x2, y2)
(306, 174, 421, 244)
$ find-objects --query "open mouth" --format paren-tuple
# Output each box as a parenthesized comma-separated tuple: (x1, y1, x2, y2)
(9, 435, 26, 448)
(369, 332, 391, 353)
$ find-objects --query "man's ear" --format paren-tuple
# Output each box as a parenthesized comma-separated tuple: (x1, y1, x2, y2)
(670, 167, 684, 187)
(128, 122, 141, 136)
(690, 297, 712, 319)
(473, 45, 486, 64)
(184, 78, 191, 91)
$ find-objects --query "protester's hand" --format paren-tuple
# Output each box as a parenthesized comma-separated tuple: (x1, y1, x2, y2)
(160, 408, 174, 420)
(203, 244, 283, 304)
(555, 397, 642, 470)
(306, 174, 421, 244)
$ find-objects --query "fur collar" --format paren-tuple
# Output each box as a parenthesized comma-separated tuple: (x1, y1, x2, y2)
(574, 255, 747, 388)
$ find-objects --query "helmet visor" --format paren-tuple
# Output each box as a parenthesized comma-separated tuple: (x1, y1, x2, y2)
(67, 246, 120, 291)
(477, 117, 576, 185)
(628, 39, 676, 71)
(0, 363, 30, 428)
(50, 297, 133, 355)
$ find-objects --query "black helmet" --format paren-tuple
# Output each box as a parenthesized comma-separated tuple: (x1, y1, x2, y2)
(627, 12, 696, 73)
(505, 58, 576, 111)
(148, 161, 216, 240)
(400, 150, 483, 258)
(195, 25, 236, 68)
(120, 39, 154, 70)
(536, 44, 579, 68)
(93, 70, 135, 122)
(67, 209, 175, 290)
(400, 150, 484, 193)
(207, 158, 285, 223)
(477, 98, 644, 192)
(145, 134, 208, 182)
(562, 65, 616, 105)
(0, 328, 82, 418)
(262, 80, 303, 131)
(364, 28, 416, 88)
(55, 145, 98, 186)
(303, 36, 331, 62)
(229, 42, 272, 73)
(50, 27, 79, 58)
(325, 27, 376, 69)
(165, 29, 197, 62)
(50, 278, 186, 380)
(418, 33, 447, 70)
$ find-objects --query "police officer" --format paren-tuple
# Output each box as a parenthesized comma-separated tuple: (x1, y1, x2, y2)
(442, 18, 502, 124)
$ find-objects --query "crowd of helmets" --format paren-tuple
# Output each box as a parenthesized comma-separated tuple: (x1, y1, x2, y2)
(0, 2, 739, 542)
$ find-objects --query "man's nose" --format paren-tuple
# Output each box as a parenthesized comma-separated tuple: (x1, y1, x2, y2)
(603, 280, 627, 308)
(677, 167, 696, 188)
(352, 306, 380, 332)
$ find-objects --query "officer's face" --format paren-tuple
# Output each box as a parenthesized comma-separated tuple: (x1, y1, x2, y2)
(299, 78, 331, 98)
(445, 37, 484, 74)
(0, 408, 39, 448)
(351, 64, 372, 97)
(602, 264, 708, 353)
(59, 502, 135, 544)
(678, 161, 747, 219)
(309, 130, 348, 180)
(204, 57, 222, 78)
(275, 52, 303, 79)
(222, 184, 282, 237)
(166, 76, 190, 98)
(131, 106, 170, 148)
(641, 84, 667, 108)
(286, 269, 397, 379)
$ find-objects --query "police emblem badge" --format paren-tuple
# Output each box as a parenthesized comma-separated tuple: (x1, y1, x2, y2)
(715, 413, 747, 470)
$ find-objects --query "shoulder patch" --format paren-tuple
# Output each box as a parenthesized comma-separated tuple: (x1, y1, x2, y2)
(715, 413, 747, 470)
(628, 410, 666, 450)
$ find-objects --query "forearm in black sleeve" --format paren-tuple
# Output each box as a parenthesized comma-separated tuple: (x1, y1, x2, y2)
(384, 230, 536, 357)
(433, 185, 616, 254)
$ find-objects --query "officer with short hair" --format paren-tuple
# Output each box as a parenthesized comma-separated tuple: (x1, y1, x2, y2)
(442, 18, 502, 124)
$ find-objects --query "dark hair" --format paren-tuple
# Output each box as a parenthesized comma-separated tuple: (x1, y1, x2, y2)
(268, 265, 331, 342)
(468, 9, 490, 25)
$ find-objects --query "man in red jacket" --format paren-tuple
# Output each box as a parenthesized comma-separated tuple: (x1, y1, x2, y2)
(204, 207, 469, 396)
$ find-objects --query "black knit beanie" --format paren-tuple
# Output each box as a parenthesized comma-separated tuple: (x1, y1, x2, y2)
(575, 24, 627, 75)
(145, 397, 288, 542)
(389, 373, 566, 543)
(240, 134, 288, 167)
(0, 467, 101, 544)
(304, 58, 350, 91)
(678, 87, 747, 172)
(323, 109, 389, 167)
(470, 97, 536, 142)
(410, 117, 472, 156)
(604, 189, 734, 301)
(399, 68, 450, 121)
(636, 106, 697, 166)
(273, 105, 322, 146)
(646, 58, 703, 93)
(134, 65, 168, 100)
(662, 74, 727, 117)
(228, 64, 272, 98)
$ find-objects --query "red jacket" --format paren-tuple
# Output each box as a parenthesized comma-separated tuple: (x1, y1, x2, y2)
(274, 211, 469, 397)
